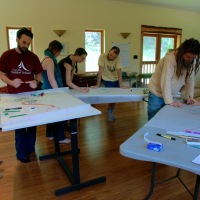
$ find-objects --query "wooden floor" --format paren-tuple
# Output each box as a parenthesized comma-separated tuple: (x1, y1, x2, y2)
(0, 101, 198, 200)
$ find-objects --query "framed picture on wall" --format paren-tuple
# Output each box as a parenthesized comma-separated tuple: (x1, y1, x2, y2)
(60, 42, 67, 56)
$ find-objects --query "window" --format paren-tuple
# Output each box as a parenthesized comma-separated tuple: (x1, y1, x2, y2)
(6, 26, 34, 51)
(85, 29, 104, 72)
(141, 25, 182, 74)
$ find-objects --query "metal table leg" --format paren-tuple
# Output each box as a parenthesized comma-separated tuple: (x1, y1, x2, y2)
(39, 119, 106, 197)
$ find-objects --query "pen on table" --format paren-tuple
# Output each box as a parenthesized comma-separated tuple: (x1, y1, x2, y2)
(3, 110, 20, 113)
(5, 107, 22, 110)
(167, 131, 200, 139)
(9, 114, 27, 118)
(157, 133, 176, 140)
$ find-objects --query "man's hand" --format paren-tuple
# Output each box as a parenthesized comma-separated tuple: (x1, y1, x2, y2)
(12, 78, 23, 88)
(185, 97, 196, 105)
(25, 80, 37, 89)
(170, 101, 183, 107)
(80, 87, 90, 93)
(190, 98, 200, 106)
(91, 85, 99, 89)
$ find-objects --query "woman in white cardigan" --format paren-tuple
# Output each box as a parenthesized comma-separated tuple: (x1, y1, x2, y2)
(148, 38, 200, 120)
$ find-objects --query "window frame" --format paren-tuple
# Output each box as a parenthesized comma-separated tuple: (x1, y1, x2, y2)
(140, 25, 182, 74)
(6, 26, 34, 52)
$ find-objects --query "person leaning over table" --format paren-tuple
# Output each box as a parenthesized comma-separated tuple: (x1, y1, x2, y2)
(0, 27, 43, 163)
(148, 38, 200, 121)
(41, 40, 71, 144)
(91, 46, 129, 122)
(58, 48, 88, 131)
(58, 47, 89, 92)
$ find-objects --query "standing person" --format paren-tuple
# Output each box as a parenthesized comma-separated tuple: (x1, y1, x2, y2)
(92, 46, 129, 122)
(41, 40, 70, 144)
(148, 38, 200, 120)
(58, 48, 88, 131)
(0, 27, 43, 163)
(58, 47, 89, 92)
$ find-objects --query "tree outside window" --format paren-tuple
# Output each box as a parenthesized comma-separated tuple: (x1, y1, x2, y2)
(85, 30, 104, 72)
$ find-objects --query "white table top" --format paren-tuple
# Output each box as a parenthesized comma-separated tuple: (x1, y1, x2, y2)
(145, 104, 200, 133)
(120, 104, 200, 175)
(120, 126, 200, 175)
(0, 87, 147, 131)
(69, 88, 147, 104)
(0, 88, 100, 132)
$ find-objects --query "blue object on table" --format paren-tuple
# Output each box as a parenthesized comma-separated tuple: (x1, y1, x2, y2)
(147, 143, 163, 152)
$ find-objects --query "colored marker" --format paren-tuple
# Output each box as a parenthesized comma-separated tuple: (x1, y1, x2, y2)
(3, 110, 20, 113)
(5, 107, 22, 110)
(185, 130, 200, 135)
(9, 114, 27, 118)
(157, 133, 176, 140)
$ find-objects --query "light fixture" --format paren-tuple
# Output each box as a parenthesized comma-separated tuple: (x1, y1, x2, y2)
(53, 30, 66, 37)
(120, 32, 131, 39)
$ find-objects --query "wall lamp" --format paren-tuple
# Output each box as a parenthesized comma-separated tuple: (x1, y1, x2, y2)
(53, 30, 66, 37)
(120, 32, 131, 39)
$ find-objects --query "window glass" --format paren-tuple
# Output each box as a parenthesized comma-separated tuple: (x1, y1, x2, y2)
(85, 30, 104, 72)
(160, 37, 174, 59)
(142, 36, 156, 61)
(6, 27, 33, 51)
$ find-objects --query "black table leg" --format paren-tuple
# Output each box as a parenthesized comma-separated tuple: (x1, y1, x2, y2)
(193, 175, 200, 200)
(144, 162, 200, 200)
(55, 119, 106, 196)
(144, 162, 156, 200)
(39, 119, 106, 197)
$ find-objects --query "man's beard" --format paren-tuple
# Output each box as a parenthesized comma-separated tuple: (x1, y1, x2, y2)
(18, 44, 28, 54)
(107, 54, 114, 61)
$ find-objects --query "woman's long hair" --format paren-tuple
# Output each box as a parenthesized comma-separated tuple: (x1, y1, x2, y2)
(176, 38, 200, 79)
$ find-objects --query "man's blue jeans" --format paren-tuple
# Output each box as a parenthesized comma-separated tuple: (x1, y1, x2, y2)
(147, 92, 165, 120)
(15, 126, 36, 159)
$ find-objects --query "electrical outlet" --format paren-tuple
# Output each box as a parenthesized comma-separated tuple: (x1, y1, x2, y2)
(133, 55, 138, 59)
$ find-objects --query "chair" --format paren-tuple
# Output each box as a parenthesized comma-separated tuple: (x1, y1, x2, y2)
(122, 71, 137, 87)
(137, 73, 152, 88)
(136, 73, 152, 102)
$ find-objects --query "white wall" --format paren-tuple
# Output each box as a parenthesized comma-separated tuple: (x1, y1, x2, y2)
(0, 0, 200, 86)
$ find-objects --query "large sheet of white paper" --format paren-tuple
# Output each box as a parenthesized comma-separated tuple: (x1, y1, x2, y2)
(145, 104, 200, 133)
(69, 88, 147, 104)
(0, 88, 101, 132)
